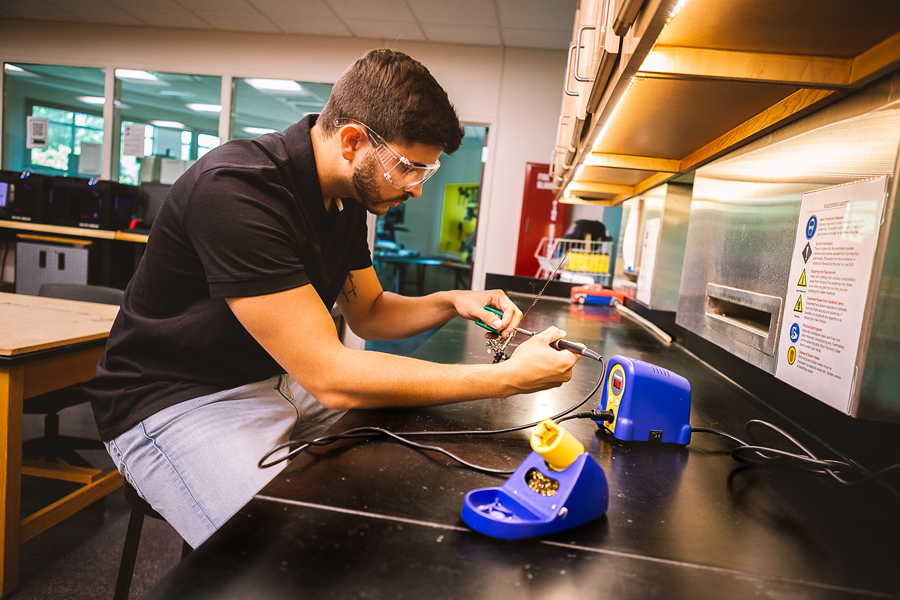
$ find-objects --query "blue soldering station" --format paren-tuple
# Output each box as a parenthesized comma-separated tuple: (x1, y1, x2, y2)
(594, 355, 692, 445)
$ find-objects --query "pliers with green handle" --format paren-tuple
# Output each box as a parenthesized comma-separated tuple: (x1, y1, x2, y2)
(475, 305, 507, 336)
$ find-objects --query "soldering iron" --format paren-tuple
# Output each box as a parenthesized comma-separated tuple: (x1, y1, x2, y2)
(511, 327, 602, 361)
(477, 305, 602, 362)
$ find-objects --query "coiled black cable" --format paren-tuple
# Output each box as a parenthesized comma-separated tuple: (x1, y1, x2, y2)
(692, 420, 900, 486)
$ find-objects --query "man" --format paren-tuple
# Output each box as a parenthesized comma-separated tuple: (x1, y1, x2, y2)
(86, 49, 579, 548)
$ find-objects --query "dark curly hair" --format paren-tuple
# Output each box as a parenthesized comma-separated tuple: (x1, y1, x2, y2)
(319, 49, 464, 154)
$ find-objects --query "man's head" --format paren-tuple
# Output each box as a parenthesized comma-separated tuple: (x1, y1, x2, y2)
(318, 49, 464, 214)
(320, 49, 464, 154)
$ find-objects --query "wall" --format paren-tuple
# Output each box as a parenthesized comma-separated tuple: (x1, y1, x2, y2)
(0, 19, 567, 290)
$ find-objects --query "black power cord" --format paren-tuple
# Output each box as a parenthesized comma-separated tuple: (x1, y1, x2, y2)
(692, 420, 900, 486)
(546, 411, 900, 487)
(557, 409, 614, 424)
(258, 355, 606, 473)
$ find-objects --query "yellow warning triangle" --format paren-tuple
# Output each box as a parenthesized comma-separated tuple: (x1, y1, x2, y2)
(798, 269, 807, 287)
(794, 296, 803, 313)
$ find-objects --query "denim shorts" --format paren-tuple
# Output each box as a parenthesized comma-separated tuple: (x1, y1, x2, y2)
(104, 374, 344, 548)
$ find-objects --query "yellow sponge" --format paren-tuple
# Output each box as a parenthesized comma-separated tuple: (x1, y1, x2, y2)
(530, 420, 584, 471)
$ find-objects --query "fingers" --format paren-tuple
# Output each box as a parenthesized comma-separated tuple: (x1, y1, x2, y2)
(477, 306, 504, 333)
(532, 325, 567, 344)
(487, 290, 523, 337)
(515, 326, 581, 365)
(501, 326, 580, 395)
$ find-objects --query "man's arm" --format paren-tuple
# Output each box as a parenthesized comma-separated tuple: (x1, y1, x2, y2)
(336, 266, 522, 341)
(226, 284, 579, 411)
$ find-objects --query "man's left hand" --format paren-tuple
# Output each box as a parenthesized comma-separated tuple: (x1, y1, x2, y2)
(453, 289, 524, 339)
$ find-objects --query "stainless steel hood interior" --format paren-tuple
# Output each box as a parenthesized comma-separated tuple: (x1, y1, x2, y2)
(675, 71, 900, 421)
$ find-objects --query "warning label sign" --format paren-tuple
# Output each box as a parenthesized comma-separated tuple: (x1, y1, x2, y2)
(774, 177, 887, 413)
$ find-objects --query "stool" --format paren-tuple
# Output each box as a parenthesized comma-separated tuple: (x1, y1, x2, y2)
(114, 482, 192, 600)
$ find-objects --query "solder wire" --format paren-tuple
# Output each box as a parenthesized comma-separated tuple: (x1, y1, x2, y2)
(498, 250, 571, 357)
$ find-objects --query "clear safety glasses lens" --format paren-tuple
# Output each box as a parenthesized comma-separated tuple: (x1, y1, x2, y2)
(335, 118, 441, 190)
(373, 145, 440, 189)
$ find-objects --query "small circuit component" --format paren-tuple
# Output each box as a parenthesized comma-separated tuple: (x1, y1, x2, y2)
(486, 336, 510, 363)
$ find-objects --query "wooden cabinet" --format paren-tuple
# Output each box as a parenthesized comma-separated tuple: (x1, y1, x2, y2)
(554, 0, 900, 205)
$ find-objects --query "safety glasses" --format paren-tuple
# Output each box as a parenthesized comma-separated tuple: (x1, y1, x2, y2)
(334, 118, 441, 190)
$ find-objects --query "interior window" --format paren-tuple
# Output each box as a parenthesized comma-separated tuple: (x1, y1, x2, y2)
(2, 63, 106, 177)
(113, 69, 222, 184)
(230, 77, 332, 140)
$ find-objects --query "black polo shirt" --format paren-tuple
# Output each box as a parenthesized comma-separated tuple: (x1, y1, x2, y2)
(87, 115, 371, 441)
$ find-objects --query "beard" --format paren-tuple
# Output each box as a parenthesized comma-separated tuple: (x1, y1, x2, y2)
(351, 152, 409, 215)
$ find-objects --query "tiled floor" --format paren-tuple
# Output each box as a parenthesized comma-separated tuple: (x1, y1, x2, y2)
(16, 405, 184, 600)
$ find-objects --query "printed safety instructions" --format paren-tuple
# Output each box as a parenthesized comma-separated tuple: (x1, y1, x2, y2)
(774, 176, 888, 413)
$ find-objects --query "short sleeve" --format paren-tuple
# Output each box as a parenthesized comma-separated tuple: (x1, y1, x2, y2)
(351, 234, 373, 271)
(182, 165, 310, 298)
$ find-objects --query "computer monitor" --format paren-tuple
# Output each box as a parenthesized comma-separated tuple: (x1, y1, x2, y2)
(0, 171, 44, 222)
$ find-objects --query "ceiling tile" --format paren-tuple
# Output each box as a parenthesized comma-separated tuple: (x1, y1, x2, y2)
(496, 0, 575, 32)
(0, 0, 580, 49)
(105, 0, 183, 9)
(502, 28, 570, 50)
(421, 22, 501, 46)
(174, 0, 258, 12)
(269, 14, 352, 36)
(47, 2, 143, 25)
(326, 0, 415, 23)
(117, 7, 212, 29)
(193, 11, 279, 32)
(247, 0, 334, 19)
(343, 18, 425, 41)
(410, 0, 497, 27)
(0, 1, 80, 20)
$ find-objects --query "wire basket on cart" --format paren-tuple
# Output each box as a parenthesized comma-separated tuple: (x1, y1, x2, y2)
(534, 236, 613, 285)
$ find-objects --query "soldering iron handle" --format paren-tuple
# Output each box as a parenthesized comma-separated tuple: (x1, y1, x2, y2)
(551, 339, 602, 361)
(551, 339, 583, 353)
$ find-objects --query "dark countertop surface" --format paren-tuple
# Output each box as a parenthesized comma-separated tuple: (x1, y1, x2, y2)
(143, 297, 900, 599)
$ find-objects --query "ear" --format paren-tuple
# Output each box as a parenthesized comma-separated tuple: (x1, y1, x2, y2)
(339, 124, 366, 161)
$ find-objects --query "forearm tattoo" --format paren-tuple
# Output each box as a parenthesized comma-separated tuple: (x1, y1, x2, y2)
(340, 272, 358, 303)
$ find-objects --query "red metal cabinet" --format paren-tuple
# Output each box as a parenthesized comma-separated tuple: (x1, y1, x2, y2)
(515, 163, 571, 277)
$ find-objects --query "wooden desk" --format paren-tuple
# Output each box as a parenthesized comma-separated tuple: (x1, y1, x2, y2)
(0, 293, 123, 595)
(140, 299, 900, 599)
(0, 219, 149, 243)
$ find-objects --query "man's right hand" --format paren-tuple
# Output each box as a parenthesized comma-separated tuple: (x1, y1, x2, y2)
(499, 326, 580, 394)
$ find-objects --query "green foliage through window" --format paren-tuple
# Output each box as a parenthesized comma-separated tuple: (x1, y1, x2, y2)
(29, 105, 104, 175)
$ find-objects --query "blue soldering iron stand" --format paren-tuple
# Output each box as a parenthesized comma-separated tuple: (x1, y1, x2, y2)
(461, 420, 608, 540)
